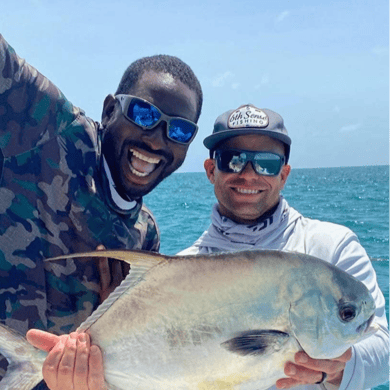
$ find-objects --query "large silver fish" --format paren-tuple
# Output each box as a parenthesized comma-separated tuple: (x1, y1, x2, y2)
(0, 249, 377, 390)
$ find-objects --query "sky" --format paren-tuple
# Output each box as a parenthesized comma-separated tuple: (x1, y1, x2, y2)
(1, 0, 388, 171)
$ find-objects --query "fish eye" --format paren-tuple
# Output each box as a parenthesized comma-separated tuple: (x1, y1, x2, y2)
(339, 304, 357, 322)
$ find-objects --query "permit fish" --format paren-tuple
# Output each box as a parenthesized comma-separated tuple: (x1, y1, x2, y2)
(0, 249, 377, 390)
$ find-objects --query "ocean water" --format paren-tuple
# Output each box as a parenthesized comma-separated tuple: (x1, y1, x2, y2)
(144, 165, 389, 389)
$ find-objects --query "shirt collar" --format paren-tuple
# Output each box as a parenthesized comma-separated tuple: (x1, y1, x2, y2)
(103, 157, 137, 211)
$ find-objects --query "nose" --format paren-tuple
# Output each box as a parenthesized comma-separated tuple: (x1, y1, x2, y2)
(141, 122, 168, 151)
(240, 161, 259, 178)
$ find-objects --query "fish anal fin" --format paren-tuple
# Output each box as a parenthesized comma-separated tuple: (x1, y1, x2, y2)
(221, 330, 290, 356)
(0, 324, 45, 389)
(0, 362, 44, 390)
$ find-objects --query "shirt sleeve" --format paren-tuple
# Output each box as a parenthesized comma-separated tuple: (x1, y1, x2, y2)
(331, 232, 389, 389)
(140, 205, 160, 252)
(176, 246, 200, 255)
(0, 34, 75, 158)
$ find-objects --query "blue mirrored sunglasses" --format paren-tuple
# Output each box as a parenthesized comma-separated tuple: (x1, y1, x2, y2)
(215, 149, 285, 176)
(116, 94, 198, 145)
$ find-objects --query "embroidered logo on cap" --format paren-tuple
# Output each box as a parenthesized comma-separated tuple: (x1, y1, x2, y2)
(228, 105, 269, 129)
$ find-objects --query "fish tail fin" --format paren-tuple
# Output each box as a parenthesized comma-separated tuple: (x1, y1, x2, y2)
(0, 324, 45, 389)
(45, 249, 169, 268)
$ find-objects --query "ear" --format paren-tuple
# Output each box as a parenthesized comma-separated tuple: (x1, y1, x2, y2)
(280, 164, 291, 189)
(101, 94, 117, 125)
(204, 158, 216, 184)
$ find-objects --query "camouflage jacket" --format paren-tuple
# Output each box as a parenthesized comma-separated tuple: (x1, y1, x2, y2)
(0, 35, 160, 386)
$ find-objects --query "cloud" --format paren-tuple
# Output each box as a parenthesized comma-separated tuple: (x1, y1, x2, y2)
(261, 74, 269, 85)
(254, 74, 270, 89)
(212, 71, 234, 87)
(339, 123, 362, 133)
(232, 83, 240, 90)
(333, 106, 341, 113)
(372, 46, 389, 56)
(276, 10, 290, 23)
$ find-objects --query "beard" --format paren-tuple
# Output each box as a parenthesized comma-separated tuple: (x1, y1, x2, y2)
(102, 137, 178, 200)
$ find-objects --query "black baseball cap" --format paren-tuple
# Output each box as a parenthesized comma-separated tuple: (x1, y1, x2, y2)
(203, 104, 291, 161)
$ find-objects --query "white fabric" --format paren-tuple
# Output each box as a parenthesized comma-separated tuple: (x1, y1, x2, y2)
(191, 197, 300, 251)
(103, 157, 137, 211)
(178, 196, 389, 390)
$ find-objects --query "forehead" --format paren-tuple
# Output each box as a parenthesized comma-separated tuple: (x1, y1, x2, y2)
(219, 134, 285, 153)
(129, 70, 197, 122)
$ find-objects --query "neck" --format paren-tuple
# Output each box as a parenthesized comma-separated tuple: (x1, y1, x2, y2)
(256, 201, 280, 223)
(218, 201, 280, 225)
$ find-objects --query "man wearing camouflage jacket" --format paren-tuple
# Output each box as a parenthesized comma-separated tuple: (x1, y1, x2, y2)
(0, 34, 202, 389)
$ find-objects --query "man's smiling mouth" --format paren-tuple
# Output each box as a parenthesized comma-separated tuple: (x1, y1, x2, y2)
(234, 188, 263, 194)
(128, 149, 162, 177)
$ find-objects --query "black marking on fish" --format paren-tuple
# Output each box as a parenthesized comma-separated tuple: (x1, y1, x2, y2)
(221, 330, 290, 356)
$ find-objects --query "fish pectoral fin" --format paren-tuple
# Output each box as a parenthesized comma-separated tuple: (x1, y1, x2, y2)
(221, 330, 290, 356)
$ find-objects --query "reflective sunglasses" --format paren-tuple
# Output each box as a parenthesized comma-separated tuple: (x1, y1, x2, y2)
(116, 94, 198, 145)
(215, 149, 285, 176)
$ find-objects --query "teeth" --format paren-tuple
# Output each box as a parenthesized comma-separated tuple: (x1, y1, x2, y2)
(235, 188, 261, 194)
(130, 149, 161, 164)
(129, 165, 149, 177)
(128, 149, 161, 177)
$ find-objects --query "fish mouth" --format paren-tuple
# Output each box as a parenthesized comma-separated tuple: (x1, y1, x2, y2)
(357, 313, 378, 335)
(128, 148, 162, 178)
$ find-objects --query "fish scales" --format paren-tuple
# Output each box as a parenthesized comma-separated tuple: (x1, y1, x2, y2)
(0, 249, 377, 389)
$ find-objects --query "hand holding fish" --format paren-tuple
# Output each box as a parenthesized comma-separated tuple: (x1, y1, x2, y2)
(26, 329, 106, 390)
(275, 349, 352, 388)
(96, 245, 130, 303)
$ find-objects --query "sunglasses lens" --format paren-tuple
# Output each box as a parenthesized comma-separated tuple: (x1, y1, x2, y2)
(228, 153, 246, 173)
(217, 150, 283, 176)
(128, 100, 161, 128)
(253, 153, 282, 175)
(168, 119, 197, 144)
(217, 151, 245, 173)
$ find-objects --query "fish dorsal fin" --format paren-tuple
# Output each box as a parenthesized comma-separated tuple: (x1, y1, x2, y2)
(48, 250, 169, 332)
(45, 249, 168, 268)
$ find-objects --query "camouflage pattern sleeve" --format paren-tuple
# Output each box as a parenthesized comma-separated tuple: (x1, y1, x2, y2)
(0, 34, 75, 155)
(139, 204, 161, 252)
(0, 34, 163, 389)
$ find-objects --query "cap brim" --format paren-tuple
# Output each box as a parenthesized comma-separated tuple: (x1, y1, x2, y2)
(203, 129, 292, 150)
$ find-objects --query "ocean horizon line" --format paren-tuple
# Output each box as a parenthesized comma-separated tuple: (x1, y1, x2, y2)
(176, 164, 389, 174)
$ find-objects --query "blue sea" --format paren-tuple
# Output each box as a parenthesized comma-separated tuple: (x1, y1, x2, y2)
(145, 165, 389, 389)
